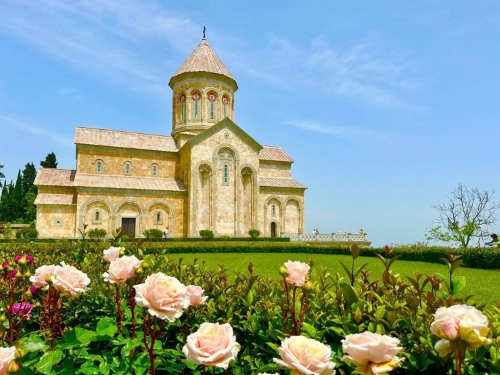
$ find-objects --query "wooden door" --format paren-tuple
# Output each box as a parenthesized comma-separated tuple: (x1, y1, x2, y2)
(271, 222, 276, 238)
(122, 218, 136, 238)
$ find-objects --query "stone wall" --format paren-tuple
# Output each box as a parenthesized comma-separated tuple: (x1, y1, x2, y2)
(76, 147, 179, 179)
(36, 205, 77, 238)
(259, 187, 305, 237)
(258, 161, 292, 178)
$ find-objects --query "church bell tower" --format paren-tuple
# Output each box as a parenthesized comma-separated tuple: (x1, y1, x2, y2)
(168, 34, 238, 148)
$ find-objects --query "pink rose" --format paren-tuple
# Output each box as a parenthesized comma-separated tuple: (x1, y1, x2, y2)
(0, 346, 16, 375)
(441, 316, 460, 340)
(30, 265, 59, 288)
(186, 285, 208, 307)
(134, 273, 189, 321)
(103, 247, 123, 263)
(341, 332, 404, 374)
(273, 336, 336, 375)
(182, 322, 241, 369)
(51, 262, 90, 297)
(103, 255, 142, 284)
(284, 261, 310, 287)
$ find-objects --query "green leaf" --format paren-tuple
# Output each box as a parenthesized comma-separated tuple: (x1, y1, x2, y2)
(36, 350, 64, 374)
(350, 243, 360, 259)
(266, 342, 279, 353)
(246, 289, 254, 306)
(302, 322, 317, 339)
(450, 259, 463, 274)
(63, 327, 96, 347)
(99, 362, 110, 375)
(341, 283, 359, 306)
(19, 334, 49, 353)
(375, 305, 386, 321)
(96, 317, 119, 337)
(451, 276, 466, 294)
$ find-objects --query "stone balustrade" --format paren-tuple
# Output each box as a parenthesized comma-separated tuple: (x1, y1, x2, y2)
(282, 232, 368, 243)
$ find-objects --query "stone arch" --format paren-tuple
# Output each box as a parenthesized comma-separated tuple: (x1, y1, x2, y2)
(264, 195, 285, 237)
(212, 143, 240, 163)
(145, 200, 175, 235)
(284, 198, 301, 234)
(79, 198, 113, 237)
(240, 164, 258, 234)
(115, 199, 145, 238)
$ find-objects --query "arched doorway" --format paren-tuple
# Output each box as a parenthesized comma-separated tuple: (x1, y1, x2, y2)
(271, 222, 277, 237)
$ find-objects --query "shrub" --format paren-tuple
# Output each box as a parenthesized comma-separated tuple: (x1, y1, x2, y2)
(248, 229, 260, 239)
(15, 226, 39, 239)
(88, 228, 107, 239)
(199, 230, 214, 241)
(143, 229, 163, 239)
(2, 222, 13, 239)
(219, 235, 231, 241)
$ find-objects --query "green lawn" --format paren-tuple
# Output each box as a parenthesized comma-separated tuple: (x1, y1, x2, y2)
(167, 252, 500, 307)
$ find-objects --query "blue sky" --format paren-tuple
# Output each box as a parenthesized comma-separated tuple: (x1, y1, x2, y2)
(1, 1, 499, 246)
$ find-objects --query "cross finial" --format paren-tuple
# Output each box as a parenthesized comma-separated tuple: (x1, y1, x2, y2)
(203, 26, 206, 39)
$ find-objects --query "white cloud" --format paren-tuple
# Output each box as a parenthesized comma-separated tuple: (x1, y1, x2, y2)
(284, 120, 391, 142)
(0, 114, 73, 146)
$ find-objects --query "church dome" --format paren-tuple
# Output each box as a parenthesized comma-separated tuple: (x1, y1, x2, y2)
(169, 38, 237, 91)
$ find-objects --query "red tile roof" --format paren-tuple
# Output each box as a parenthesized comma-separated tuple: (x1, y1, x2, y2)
(34, 169, 75, 186)
(75, 127, 179, 152)
(259, 178, 306, 189)
(259, 146, 294, 163)
(171, 38, 235, 81)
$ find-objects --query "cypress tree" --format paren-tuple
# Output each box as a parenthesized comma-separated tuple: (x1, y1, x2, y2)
(22, 163, 37, 195)
(40, 152, 58, 168)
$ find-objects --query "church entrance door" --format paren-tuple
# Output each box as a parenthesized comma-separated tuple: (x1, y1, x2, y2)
(122, 218, 136, 238)
(271, 222, 276, 237)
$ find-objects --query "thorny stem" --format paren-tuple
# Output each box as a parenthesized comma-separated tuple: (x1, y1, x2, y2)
(292, 286, 297, 335)
(114, 284, 123, 334)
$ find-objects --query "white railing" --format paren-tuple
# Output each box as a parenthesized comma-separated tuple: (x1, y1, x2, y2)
(282, 233, 367, 242)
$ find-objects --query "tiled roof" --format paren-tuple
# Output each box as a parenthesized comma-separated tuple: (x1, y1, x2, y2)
(73, 174, 187, 191)
(259, 178, 307, 189)
(75, 127, 179, 153)
(34, 169, 75, 186)
(171, 39, 235, 81)
(259, 146, 294, 163)
(34, 193, 76, 206)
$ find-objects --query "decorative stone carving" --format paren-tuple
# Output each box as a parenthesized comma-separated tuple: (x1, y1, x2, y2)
(218, 149, 234, 164)
(199, 164, 212, 173)
(241, 167, 253, 176)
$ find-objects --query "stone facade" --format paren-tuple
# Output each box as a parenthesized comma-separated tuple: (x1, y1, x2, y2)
(34, 37, 307, 239)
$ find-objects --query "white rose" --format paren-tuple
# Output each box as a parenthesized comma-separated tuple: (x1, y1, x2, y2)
(103, 255, 143, 284)
(0, 347, 16, 375)
(183, 322, 240, 369)
(51, 262, 90, 297)
(134, 273, 189, 321)
(273, 336, 336, 375)
(341, 332, 404, 374)
(103, 246, 123, 263)
(30, 265, 59, 288)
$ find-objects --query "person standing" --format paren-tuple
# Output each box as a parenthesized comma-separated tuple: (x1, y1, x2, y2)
(163, 227, 169, 239)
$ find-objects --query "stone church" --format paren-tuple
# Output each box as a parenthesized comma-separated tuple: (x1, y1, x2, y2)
(34, 37, 307, 239)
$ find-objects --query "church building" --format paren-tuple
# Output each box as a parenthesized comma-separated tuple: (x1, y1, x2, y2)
(34, 37, 307, 239)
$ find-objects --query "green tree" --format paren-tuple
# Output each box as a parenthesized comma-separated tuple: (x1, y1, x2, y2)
(426, 183, 500, 248)
(22, 162, 37, 195)
(0, 163, 4, 187)
(23, 190, 37, 222)
(12, 171, 24, 221)
(40, 152, 58, 168)
(0, 184, 8, 221)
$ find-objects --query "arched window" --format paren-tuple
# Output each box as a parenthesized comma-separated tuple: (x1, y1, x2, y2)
(125, 162, 131, 175)
(272, 204, 276, 216)
(208, 93, 216, 120)
(222, 96, 228, 118)
(192, 92, 200, 119)
(96, 161, 102, 174)
(152, 165, 158, 176)
(223, 164, 229, 184)
(155, 211, 163, 224)
(95, 211, 100, 221)
(180, 94, 186, 122)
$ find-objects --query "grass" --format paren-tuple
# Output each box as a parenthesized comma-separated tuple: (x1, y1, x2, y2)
(167, 252, 500, 307)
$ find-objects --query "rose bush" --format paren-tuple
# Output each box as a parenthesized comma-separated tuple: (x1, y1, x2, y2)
(51, 262, 90, 297)
(103, 246, 122, 263)
(29, 264, 57, 288)
(185, 285, 208, 306)
(284, 260, 310, 287)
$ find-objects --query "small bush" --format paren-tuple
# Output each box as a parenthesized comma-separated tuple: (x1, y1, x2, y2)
(220, 235, 231, 241)
(143, 229, 163, 239)
(2, 222, 13, 239)
(248, 229, 260, 239)
(88, 228, 107, 239)
(199, 230, 214, 241)
(15, 227, 39, 239)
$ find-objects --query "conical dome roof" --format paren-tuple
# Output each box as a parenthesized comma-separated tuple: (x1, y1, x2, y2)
(171, 38, 236, 82)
